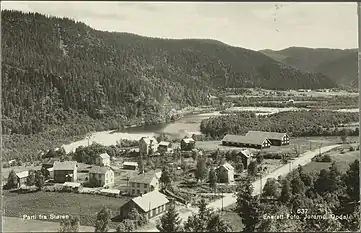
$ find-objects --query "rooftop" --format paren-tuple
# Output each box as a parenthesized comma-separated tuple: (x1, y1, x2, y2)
(222, 134, 269, 146)
(239, 149, 253, 158)
(129, 171, 157, 184)
(16, 171, 29, 179)
(89, 166, 113, 174)
(246, 131, 288, 140)
(221, 162, 234, 171)
(53, 161, 77, 171)
(182, 138, 195, 143)
(123, 162, 138, 167)
(99, 153, 110, 159)
(159, 141, 171, 146)
(140, 137, 158, 145)
(132, 190, 169, 212)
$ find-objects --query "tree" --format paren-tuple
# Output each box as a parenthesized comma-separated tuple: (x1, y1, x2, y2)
(195, 155, 208, 182)
(95, 207, 112, 232)
(279, 178, 292, 204)
(209, 168, 217, 190)
(122, 219, 135, 232)
(235, 161, 244, 173)
(262, 178, 279, 198)
(35, 170, 45, 189)
(343, 160, 359, 202)
(340, 135, 348, 144)
(6, 170, 18, 188)
(235, 178, 261, 232)
(206, 212, 232, 232)
(290, 174, 305, 195)
(128, 208, 147, 227)
(160, 166, 173, 188)
(58, 216, 79, 232)
(116, 222, 126, 232)
(26, 170, 36, 186)
(247, 161, 258, 177)
(156, 204, 182, 232)
(41, 166, 50, 179)
(138, 157, 144, 174)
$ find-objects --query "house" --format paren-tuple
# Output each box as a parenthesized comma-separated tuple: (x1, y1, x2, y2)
(246, 131, 290, 146)
(222, 134, 271, 149)
(88, 166, 115, 187)
(128, 171, 160, 196)
(47, 167, 54, 179)
(119, 190, 170, 220)
(180, 138, 195, 151)
(123, 162, 139, 170)
(216, 163, 235, 183)
(238, 149, 253, 170)
(158, 141, 173, 153)
(139, 137, 158, 155)
(53, 161, 78, 183)
(16, 171, 29, 187)
(95, 153, 111, 167)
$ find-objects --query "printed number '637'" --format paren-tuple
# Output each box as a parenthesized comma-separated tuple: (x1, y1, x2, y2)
(296, 209, 309, 214)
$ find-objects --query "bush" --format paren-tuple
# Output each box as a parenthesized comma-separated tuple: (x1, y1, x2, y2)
(349, 146, 355, 152)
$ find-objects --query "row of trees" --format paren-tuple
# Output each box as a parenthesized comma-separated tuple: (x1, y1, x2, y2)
(200, 110, 359, 139)
(6, 169, 45, 189)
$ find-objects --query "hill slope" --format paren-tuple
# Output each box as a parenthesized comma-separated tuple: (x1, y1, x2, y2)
(1, 10, 337, 137)
(260, 47, 357, 86)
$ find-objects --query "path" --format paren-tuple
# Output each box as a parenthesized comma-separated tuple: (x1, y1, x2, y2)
(141, 144, 340, 232)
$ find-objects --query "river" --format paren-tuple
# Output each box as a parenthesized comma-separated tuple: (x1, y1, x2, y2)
(61, 107, 359, 153)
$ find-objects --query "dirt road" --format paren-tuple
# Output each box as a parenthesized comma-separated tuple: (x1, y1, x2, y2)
(142, 144, 340, 232)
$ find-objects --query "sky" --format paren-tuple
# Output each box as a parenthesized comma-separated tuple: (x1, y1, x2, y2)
(1, 1, 358, 51)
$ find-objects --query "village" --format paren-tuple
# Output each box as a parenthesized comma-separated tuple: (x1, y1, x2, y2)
(3, 129, 305, 228)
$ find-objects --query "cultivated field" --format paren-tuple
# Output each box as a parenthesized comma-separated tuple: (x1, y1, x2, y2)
(3, 191, 130, 228)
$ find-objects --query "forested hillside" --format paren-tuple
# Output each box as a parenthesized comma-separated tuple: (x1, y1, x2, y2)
(260, 47, 357, 87)
(1, 10, 336, 138)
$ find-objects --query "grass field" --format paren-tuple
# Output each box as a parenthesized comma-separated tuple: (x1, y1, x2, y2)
(3, 191, 130, 228)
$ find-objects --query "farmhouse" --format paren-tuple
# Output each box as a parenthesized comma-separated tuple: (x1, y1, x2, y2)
(128, 172, 160, 196)
(216, 163, 235, 183)
(180, 138, 195, 151)
(139, 137, 158, 155)
(123, 162, 139, 170)
(88, 166, 114, 187)
(238, 149, 253, 169)
(246, 131, 290, 146)
(95, 153, 111, 167)
(53, 161, 78, 183)
(222, 134, 271, 149)
(16, 171, 29, 187)
(119, 190, 170, 220)
(158, 141, 173, 153)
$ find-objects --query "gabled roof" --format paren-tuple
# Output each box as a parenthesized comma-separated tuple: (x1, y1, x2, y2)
(89, 166, 113, 174)
(132, 190, 169, 212)
(239, 149, 253, 158)
(246, 131, 288, 140)
(53, 161, 77, 171)
(222, 134, 269, 146)
(220, 162, 234, 171)
(140, 137, 158, 145)
(123, 162, 138, 167)
(159, 141, 171, 147)
(129, 172, 157, 184)
(16, 171, 29, 179)
(182, 138, 195, 143)
(99, 153, 110, 159)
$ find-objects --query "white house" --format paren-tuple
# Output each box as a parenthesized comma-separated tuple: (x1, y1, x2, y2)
(128, 172, 160, 196)
(139, 137, 158, 155)
(89, 166, 114, 187)
(95, 153, 111, 167)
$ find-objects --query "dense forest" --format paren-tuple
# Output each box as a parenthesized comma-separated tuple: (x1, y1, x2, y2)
(2, 10, 337, 137)
(260, 47, 357, 87)
(200, 111, 359, 139)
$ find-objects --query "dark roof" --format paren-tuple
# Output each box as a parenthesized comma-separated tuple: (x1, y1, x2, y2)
(89, 166, 113, 174)
(53, 161, 77, 171)
(246, 131, 288, 140)
(129, 171, 157, 184)
(222, 134, 269, 146)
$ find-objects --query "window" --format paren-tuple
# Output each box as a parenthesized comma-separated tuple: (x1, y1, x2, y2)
(132, 190, 135, 194)
(144, 184, 148, 189)
(137, 190, 140, 194)
(137, 183, 140, 188)
(132, 183, 135, 187)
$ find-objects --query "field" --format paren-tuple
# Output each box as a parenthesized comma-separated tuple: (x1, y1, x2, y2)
(302, 144, 359, 174)
(3, 190, 130, 228)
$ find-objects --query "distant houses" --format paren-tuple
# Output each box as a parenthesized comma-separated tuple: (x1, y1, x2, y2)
(128, 171, 160, 196)
(238, 149, 253, 169)
(216, 162, 235, 183)
(158, 141, 173, 153)
(119, 190, 170, 220)
(139, 137, 158, 155)
(246, 131, 290, 146)
(180, 138, 195, 151)
(222, 134, 271, 149)
(16, 171, 29, 187)
(53, 161, 78, 183)
(89, 166, 114, 187)
(95, 153, 111, 167)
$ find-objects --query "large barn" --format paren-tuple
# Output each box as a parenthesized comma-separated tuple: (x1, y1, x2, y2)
(221, 134, 271, 149)
(246, 131, 290, 146)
